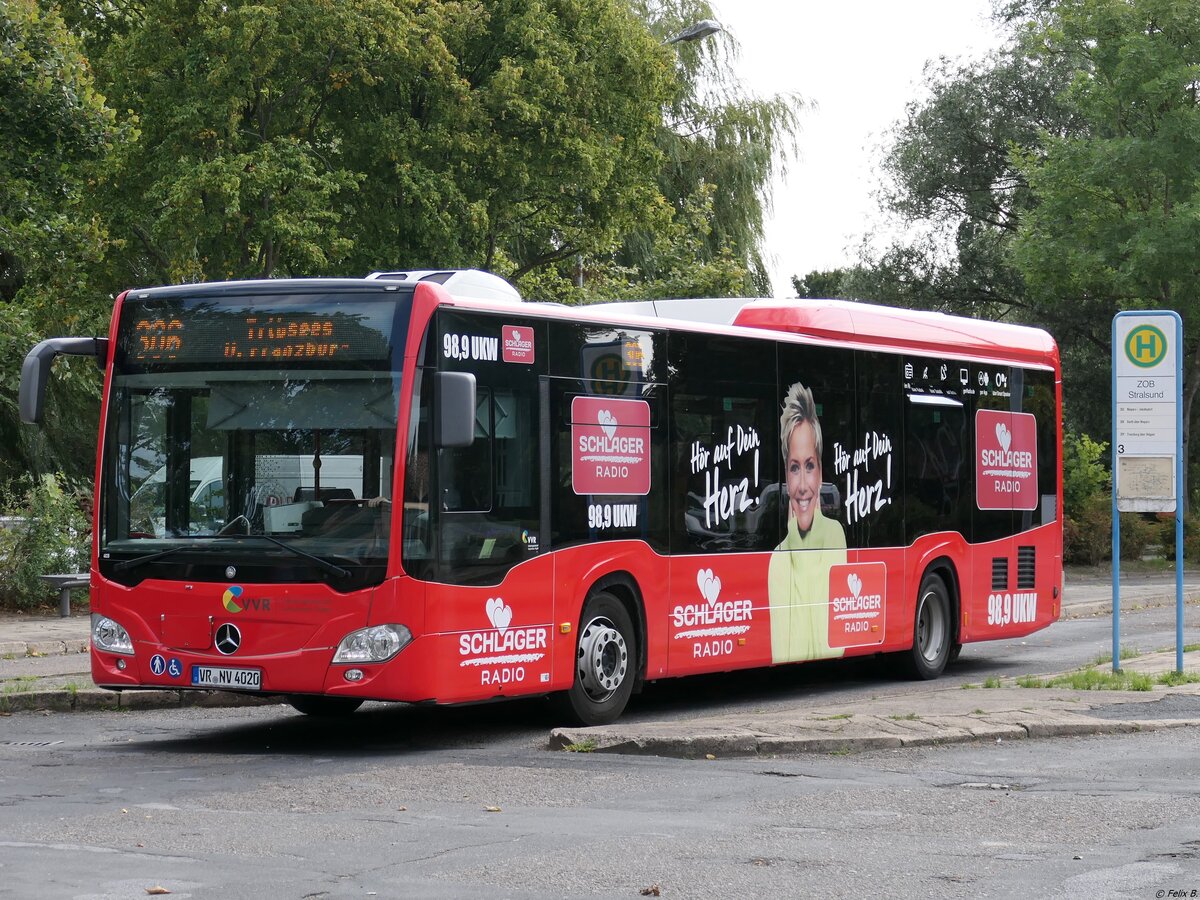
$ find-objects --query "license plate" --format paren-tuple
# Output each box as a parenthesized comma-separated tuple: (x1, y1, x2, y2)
(191, 665, 262, 690)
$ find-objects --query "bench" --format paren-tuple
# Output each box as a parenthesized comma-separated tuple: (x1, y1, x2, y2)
(40, 574, 88, 618)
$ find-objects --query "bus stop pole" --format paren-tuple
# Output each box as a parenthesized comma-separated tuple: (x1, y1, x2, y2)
(1111, 314, 1120, 672)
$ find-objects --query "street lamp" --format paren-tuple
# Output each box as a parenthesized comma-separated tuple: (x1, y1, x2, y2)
(665, 19, 722, 45)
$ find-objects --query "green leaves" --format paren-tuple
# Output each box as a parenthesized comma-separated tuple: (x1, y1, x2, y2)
(0, 0, 797, 482)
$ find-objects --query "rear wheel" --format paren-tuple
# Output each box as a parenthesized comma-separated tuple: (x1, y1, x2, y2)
(899, 573, 952, 680)
(287, 695, 364, 717)
(556, 592, 637, 726)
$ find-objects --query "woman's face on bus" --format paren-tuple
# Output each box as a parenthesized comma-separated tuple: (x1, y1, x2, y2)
(785, 420, 821, 533)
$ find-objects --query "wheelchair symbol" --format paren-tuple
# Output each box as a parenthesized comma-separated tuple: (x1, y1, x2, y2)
(168, 658, 182, 678)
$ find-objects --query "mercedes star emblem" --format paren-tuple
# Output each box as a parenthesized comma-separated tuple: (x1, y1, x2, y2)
(214, 623, 241, 655)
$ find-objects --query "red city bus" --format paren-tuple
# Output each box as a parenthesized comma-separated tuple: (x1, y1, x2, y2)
(20, 272, 1062, 724)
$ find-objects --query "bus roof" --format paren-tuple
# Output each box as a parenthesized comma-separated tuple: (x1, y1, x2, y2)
(732, 299, 1058, 369)
(569, 296, 1058, 370)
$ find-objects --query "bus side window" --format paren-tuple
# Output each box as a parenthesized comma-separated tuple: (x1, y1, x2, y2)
(440, 388, 493, 512)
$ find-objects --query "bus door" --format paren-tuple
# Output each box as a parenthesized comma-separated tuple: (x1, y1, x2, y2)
(426, 310, 552, 698)
(543, 324, 667, 674)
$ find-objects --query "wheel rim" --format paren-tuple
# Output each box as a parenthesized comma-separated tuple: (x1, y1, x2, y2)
(916, 589, 946, 663)
(576, 615, 628, 701)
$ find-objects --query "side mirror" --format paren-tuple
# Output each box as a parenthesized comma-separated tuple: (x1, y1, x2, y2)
(434, 371, 476, 448)
(20, 337, 109, 425)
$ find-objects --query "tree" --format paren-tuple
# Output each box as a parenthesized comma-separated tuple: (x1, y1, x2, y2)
(1012, 0, 1200, 507)
(91, 0, 675, 288)
(0, 0, 120, 483)
(847, 46, 1078, 319)
(792, 269, 853, 299)
(584, 0, 805, 302)
(843, 34, 1118, 438)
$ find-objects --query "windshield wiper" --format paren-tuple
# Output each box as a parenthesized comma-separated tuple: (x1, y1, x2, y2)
(231, 534, 351, 580)
(113, 543, 199, 572)
(112, 534, 351, 579)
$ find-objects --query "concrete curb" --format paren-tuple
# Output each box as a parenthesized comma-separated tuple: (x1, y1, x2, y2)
(0, 688, 283, 714)
(0, 637, 90, 658)
(549, 712, 1200, 758)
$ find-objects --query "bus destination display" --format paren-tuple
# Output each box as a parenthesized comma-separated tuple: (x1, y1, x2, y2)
(122, 298, 395, 367)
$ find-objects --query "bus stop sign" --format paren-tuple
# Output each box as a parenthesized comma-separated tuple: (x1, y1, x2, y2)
(1112, 312, 1181, 513)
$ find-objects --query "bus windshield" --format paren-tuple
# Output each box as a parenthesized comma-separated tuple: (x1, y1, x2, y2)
(99, 289, 406, 587)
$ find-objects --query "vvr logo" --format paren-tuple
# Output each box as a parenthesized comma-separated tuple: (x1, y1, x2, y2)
(222, 585, 270, 614)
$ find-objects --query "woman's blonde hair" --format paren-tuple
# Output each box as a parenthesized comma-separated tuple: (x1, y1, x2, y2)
(779, 381, 823, 460)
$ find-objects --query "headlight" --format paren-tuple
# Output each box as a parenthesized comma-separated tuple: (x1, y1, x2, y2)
(91, 614, 134, 656)
(333, 624, 412, 664)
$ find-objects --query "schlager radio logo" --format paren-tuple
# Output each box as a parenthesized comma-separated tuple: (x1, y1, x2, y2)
(672, 567, 753, 661)
(976, 409, 1038, 510)
(459, 597, 548, 687)
(571, 396, 651, 495)
(502, 325, 535, 364)
(827, 562, 886, 648)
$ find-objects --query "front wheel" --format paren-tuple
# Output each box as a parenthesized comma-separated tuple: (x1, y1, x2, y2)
(287, 695, 364, 717)
(556, 592, 637, 726)
(899, 573, 952, 680)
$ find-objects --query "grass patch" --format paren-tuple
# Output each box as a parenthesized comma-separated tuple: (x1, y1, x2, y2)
(961, 682, 978, 690)
(888, 713, 920, 721)
(815, 713, 853, 720)
(1155, 670, 1200, 687)
(1015, 669, 1155, 691)
(980, 661, 1200, 692)
(1092, 647, 1141, 666)
(561, 739, 597, 753)
(1, 676, 38, 694)
(971, 708, 985, 715)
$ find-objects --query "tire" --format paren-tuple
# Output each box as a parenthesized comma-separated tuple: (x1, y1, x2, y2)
(287, 695, 364, 717)
(556, 591, 637, 726)
(899, 573, 952, 680)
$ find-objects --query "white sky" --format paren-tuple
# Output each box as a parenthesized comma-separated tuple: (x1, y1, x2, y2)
(711, 1, 1006, 296)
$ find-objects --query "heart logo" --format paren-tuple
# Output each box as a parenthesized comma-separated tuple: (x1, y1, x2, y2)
(598, 409, 617, 440)
(696, 568, 722, 604)
(996, 422, 1011, 452)
(511, 329, 522, 342)
(485, 597, 512, 633)
(847, 573, 862, 598)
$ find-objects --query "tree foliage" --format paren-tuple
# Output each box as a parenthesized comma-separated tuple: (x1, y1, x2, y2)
(591, 0, 805, 301)
(91, 0, 677, 288)
(0, 0, 117, 308)
(0, 0, 804, 491)
(1013, 0, 1200, 504)
(854, 0, 1200, 504)
(792, 268, 853, 299)
(846, 46, 1079, 321)
(0, 0, 120, 484)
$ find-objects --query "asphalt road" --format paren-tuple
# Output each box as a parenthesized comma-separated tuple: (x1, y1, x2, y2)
(2, 600, 1199, 899)
(2, 704, 1198, 898)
